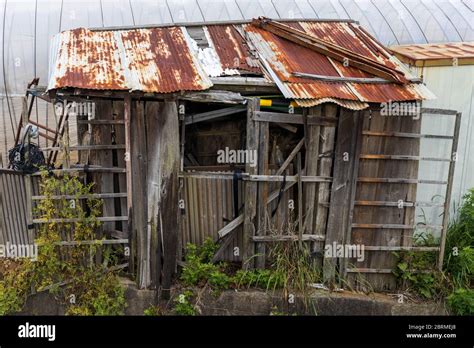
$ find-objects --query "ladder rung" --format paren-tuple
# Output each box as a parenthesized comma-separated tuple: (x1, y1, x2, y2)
(33, 216, 128, 223)
(351, 223, 443, 229)
(40, 145, 125, 151)
(77, 120, 125, 125)
(358, 177, 447, 185)
(362, 131, 453, 139)
(38, 131, 55, 141)
(32, 193, 127, 200)
(31, 167, 126, 176)
(360, 154, 451, 162)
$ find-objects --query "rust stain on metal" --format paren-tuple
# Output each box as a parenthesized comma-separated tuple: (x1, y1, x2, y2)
(120, 27, 211, 93)
(50, 27, 212, 93)
(54, 28, 127, 90)
(206, 25, 261, 74)
(245, 20, 425, 102)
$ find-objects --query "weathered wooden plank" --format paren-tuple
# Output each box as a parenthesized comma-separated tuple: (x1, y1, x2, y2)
(362, 130, 453, 139)
(256, 100, 268, 269)
(254, 111, 337, 126)
(131, 101, 149, 289)
(185, 105, 246, 125)
(154, 100, 180, 299)
(323, 109, 362, 284)
(439, 112, 462, 270)
(315, 104, 337, 251)
(242, 98, 259, 269)
(252, 234, 325, 242)
(303, 106, 321, 237)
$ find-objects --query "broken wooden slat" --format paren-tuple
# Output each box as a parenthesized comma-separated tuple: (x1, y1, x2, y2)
(217, 214, 244, 238)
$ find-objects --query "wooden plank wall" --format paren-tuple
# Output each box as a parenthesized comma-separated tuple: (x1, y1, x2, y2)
(349, 110, 421, 291)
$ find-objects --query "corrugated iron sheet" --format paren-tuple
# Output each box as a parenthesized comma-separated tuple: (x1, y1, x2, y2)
(390, 42, 474, 65)
(206, 25, 261, 74)
(48, 27, 212, 93)
(244, 21, 433, 103)
(48, 19, 434, 104)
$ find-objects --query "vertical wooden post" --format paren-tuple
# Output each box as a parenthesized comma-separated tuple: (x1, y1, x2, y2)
(304, 106, 321, 238)
(256, 99, 268, 269)
(242, 98, 259, 269)
(177, 100, 186, 263)
(438, 112, 462, 270)
(315, 104, 337, 247)
(123, 95, 135, 277)
(297, 152, 303, 250)
(131, 100, 149, 289)
(342, 110, 363, 279)
(146, 100, 179, 298)
(323, 109, 362, 285)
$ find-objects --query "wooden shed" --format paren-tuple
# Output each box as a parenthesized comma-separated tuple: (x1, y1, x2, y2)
(3, 18, 461, 294)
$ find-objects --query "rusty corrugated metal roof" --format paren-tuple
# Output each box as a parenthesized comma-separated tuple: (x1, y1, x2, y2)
(206, 25, 261, 74)
(48, 19, 434, 104)
(390, 42, 474, 67)
(48, 27, 212, 93)
(244, 19, 434, 103)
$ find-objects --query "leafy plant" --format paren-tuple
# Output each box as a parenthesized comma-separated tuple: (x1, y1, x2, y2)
(234, 268, 284, 290)
(174, 290, 197, 315)
(0, 172, 126, 315)
(447, 288, 474, 315)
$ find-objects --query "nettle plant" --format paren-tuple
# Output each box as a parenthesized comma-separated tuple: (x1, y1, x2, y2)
(0, 171, 126, 315)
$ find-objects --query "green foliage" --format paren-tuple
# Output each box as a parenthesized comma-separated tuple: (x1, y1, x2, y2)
(268, 239, 321, 298)
(174, 290, 197, 316)
(0, 260, 33, 315)
(444, 189, 474, 289)
(181, 240, 221, 287)
(208, 270, 231, 290)
(234, 268, 284, 290)
(0, 172, 126, 315)
(394, 189, 474, 310)
(447, 288, 474, 315)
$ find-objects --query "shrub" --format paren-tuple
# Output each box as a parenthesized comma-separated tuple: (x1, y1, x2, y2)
(447, 288, 474, 315)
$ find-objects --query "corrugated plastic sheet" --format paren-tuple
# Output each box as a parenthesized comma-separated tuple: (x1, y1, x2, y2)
(48, 27, 212, 93)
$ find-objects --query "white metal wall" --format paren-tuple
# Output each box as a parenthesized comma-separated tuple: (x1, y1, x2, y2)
(414, 64, 474, 228)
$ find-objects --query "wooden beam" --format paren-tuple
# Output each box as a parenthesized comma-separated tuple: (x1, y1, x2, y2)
(217, 214, 244, 238)
(184, 105, 246, 125)
(252, 234, 325, 242)
(439, 112, 462, 270)
(254, 111, 337, 126)
(293, 72, 392, 84)
(242, 98, 259, 269)
(256, 101, 269, 269)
